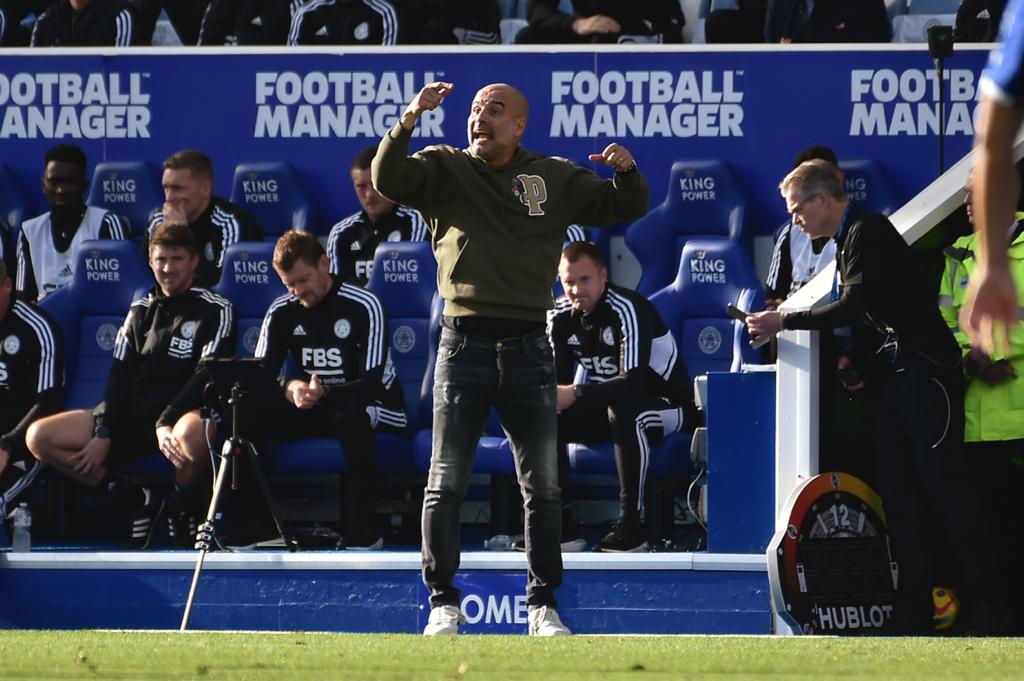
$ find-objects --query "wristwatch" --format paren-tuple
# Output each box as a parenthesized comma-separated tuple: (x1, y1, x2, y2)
(573, 384, 585, 400)
(93, 416, 110, 440)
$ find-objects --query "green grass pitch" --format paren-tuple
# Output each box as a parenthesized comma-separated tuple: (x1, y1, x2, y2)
(1, 631, 1023, 680)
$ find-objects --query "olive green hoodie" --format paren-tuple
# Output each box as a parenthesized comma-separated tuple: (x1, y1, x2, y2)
(372, 122, 649, 322)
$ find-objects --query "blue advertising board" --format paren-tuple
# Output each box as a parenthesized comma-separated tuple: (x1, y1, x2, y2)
(0, 46, 989, 239)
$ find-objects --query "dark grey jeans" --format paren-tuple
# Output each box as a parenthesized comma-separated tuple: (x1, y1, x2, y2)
(422, 327, 563, 608)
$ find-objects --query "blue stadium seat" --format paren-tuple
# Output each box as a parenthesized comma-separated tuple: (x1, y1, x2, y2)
(39, 240, 154, 405)
(271, 242, 438, 475)
(498, 0, 571, 19)
(840, 160, 899, 215)
(709, 0, 738, 11)
(650, 239, 764, 378)
(213, 241, 284, 357)
(0, 163, 25, 235)
(230, 162, 313, 239)
(368, 241, 438, 433)
(906, 0, 958, 14)
(625, 160, 748, 295)
(567, 433, 693, 478)
(86, 161, 163, 237)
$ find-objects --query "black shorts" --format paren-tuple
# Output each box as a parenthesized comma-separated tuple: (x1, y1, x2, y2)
(108, 413, 160, 466)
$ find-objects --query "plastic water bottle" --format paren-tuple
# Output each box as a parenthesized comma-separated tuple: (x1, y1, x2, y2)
(484, 534, 512, 550)
(12, 503, 31, 552)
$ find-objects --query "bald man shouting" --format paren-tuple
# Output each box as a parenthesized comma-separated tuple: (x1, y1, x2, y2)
(374, 82, 649, 636)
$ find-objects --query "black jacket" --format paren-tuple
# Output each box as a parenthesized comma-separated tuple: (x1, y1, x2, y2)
(199, 0, 299, 45)
(526, 0, 684, 41)
(31, 0, 138, 46)
(287, 0, 414, 45)
(548, 283, 698, 428)
(147, 197, 262, 287)
(0, 296, 63, 460)
(782, 205, 960, 377)
(0, 0, 49, 45)
(765, 0, 890, 43)
(327, 205, 428, 286)
(97, 284, 236, 437)
(254, 277, 405, 412)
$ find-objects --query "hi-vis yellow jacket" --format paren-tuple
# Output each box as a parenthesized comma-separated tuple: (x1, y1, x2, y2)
(938, 220, 1024, 442)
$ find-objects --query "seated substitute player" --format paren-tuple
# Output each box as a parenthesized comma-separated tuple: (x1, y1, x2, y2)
(27, 223, 237, 547)
(147, 150, 262, 286)
(327, 144, 428, 286)
(547, 241, 699, 552)
(18, 143, 129, 302)
(254, 230, 407, 549)
(0, 258, 64, 515)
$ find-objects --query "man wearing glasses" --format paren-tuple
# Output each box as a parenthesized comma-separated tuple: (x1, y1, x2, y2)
(746, 159, 1006, 635)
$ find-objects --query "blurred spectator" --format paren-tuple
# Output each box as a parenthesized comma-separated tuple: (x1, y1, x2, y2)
(0, 0, 49, 45)
(705, 0, 766, 43)
(416, 0, 499, 44)
(147, 150, 262, 286)
(17, 144, 128, 302)
(131, 0, 209, 45)
(516, 0, 684, 44)
(199, 0, 301, 45)
(765, 0, 890, 43)
(288, 0, 414, 45)
(954, 0, 1006, 42)
(30, 0, 139, 46)
(327, 144, 427, 287)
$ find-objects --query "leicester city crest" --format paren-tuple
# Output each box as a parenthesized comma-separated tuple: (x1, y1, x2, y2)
(243, 327, 260, 354)
(697, 326, 722, 355)
(2, 335, 19, 355)
(96, 323, 119, 352)
(393, 325, 416, 353)
(334, 318, 352, 339)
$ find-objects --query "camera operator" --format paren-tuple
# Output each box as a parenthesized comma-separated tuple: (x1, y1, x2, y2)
(746, 159, 1006, 634)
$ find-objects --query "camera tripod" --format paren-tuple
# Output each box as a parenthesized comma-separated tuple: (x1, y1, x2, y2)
(180, 380, 299, 631)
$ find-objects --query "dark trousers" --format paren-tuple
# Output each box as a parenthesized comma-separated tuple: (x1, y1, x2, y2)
(246, 392, 402, 533)
(870, 353, 1001, 629)
(558, 395, 683, 519)
(422, 328, 562, 608)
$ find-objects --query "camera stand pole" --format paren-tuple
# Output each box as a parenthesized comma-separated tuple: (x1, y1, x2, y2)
(180, 384, 299, 631)
(937, 53, 946, 176)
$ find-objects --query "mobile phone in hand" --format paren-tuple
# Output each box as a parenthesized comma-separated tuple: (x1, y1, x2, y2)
(726, 303, 749, 322)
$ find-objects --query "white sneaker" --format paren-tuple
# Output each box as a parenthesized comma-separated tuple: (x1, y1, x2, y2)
(424, 605, 464, 636)
(528, 605, 572, 636)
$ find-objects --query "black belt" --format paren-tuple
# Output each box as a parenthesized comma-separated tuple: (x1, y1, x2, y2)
(442, 315, 544, 340)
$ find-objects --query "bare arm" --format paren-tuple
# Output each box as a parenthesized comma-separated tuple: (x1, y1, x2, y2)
(961, 96, 1024, 354)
